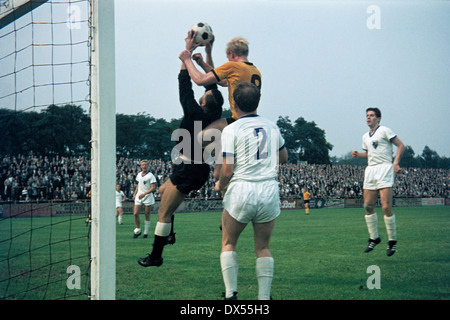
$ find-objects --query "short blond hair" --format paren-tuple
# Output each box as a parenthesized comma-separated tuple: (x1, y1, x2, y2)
(226, 36, 249, 57)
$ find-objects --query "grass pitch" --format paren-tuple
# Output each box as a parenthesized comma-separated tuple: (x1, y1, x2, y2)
(1, 206, 449, 300)
(118, 206, 450, 300)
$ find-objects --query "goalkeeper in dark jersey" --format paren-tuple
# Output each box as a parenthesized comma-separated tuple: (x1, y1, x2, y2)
(138, 32, 223, 268)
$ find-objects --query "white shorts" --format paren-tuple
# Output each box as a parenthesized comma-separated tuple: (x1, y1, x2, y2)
(116, 201, 122, 208)
(223, 180, 280, 224)
(363, 163, 395, 190)
(134, 192, 155, 206)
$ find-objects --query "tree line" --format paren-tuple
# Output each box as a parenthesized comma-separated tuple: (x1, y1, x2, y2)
(0, 105, 448, 169)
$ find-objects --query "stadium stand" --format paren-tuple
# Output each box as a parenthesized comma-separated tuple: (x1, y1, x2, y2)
(1, 154, 448, 203)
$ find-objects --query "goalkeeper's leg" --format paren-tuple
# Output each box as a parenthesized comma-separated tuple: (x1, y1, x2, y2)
(150, 181, 184, 258)
(138, 180, 185, 267)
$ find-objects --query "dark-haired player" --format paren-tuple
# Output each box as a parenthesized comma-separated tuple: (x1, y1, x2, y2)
(138, 32, 223, 267)
(216, 82, 288, 300)
(352, 107, 404, 256)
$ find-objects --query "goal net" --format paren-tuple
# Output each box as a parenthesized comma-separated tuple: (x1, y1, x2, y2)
(0, 0, 115, 300)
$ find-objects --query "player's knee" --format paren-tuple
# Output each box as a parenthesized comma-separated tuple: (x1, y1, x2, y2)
(364, 202, 375, 214)
(159, 185, 166, 197)
(382, 204, 393, 215)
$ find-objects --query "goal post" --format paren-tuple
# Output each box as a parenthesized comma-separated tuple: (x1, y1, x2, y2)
(90, 0, 116, 300)
(0, 0, 116, 300)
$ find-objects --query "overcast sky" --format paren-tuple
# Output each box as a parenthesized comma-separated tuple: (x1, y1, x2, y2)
(114, 0, 449, 158)
(1, 0, 448, 158)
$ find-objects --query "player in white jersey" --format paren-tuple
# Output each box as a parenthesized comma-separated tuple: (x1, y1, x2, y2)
(132, 160, 157, 238)
(215, 82, 288, 300)
(115, 184, 126, 225)
(352, 107, 404, 256)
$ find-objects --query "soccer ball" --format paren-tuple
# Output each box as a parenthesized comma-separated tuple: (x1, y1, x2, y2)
(191, 22, 214, 46)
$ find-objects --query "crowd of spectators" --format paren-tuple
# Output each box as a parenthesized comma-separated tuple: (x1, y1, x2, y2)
(1, 154, 449, 203)
(277, 163, 449, 199)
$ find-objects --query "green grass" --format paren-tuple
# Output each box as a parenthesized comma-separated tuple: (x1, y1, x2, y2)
(117, 206, 450, 300)
(1, 206, 450, 300)
(0, 215, 90, 300)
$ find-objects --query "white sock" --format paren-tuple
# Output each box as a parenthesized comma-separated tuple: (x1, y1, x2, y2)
(134, 228, 141, 234)
(154, 222, 171, 237)
(384, 214, 397, 241)
(365, 213, 379, 240)
(144, 220, 151, 235)
(256, 257, 274, 300)
(118, 216, 122, 224)
(220, 251, 238, 298)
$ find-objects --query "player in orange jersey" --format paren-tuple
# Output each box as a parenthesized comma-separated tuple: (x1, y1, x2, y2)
(302, 188, 311, 215)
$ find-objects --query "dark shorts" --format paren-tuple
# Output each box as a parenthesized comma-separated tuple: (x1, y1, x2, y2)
(170, 162, 211, 195)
